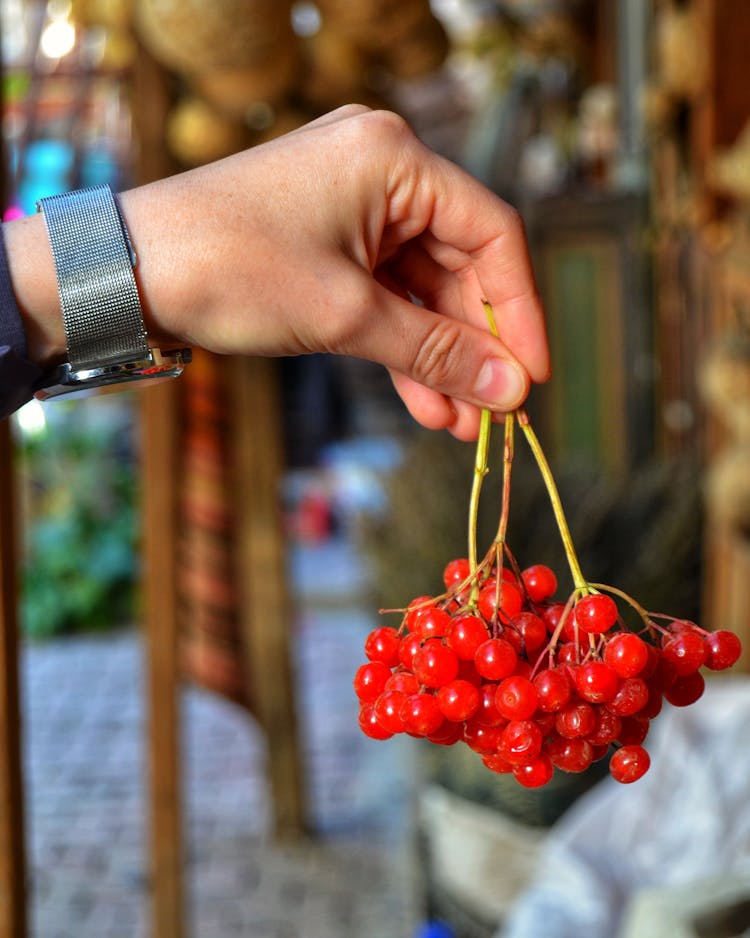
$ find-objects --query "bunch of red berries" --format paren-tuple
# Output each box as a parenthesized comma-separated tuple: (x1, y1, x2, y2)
(354, 303, 743, 789)
(354, 555, 742, 787)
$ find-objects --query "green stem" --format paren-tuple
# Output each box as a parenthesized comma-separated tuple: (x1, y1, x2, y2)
(516, 407, 588, 592)
(468, 408, 491, 589)
(466, 301, 501, 599)
(494, 411, 515, 546)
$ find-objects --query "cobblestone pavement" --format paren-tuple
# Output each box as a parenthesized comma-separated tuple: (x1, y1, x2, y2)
(21, 539, 422, 938)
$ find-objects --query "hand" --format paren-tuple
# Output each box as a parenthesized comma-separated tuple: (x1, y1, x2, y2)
(5, 105, 549, 439)
(123, 105, 549, 439)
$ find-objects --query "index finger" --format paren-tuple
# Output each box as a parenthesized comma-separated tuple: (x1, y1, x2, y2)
(411, 153, 551, 383)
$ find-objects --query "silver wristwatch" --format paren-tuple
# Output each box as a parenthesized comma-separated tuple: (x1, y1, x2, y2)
(35, 183, 190, 400)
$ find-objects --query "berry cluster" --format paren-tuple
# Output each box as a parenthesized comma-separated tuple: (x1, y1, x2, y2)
(354, 556, 743, 787)
(354, 302, 743, 789)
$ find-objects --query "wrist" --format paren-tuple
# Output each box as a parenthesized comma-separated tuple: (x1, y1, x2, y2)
(116, 177, 209, 350)
(32, 184, 191, 399)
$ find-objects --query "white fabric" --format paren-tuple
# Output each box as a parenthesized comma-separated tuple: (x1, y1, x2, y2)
(498, 677, 750, 938)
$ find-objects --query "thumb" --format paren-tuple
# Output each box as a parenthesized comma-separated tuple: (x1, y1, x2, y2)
(346, 283, 530, 414)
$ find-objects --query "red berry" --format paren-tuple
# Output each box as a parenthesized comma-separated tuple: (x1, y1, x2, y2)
(353, 661, 391, 702)
(541, 602, 567, 634)
(501, 627, 524, 654)
(535, 710, 557, 736)
(482, 752, 514, 774)
(651, 654, 677, 692)
(447, 614, 489, 661)
(522, 564, 558, 603)
(561, 613, 579, 643)
(462, 720, 504, 754)
(640, 643, 660, 679)
(603, 632, 649, 677)
(664, 670, 705, 707)
(474, 682, 506, 726)
(428, 720, 463, 746)
(474, 638, 518, 681)
(641, 679, 664, 719)
(574, 661, 620, 703)
(437, 680, 480, 722)
(513, 753, 554, 788)
(556, 642, 580, 666)
(413, 643, 460, 688)
(607, 677, 649, 716)
(456, 659, 483, 686)
(514, 659, 534, 680)
(704, 629, 742, 670)
(478, 580, 524, 623)
(443, 558, 471, 590)
(609, 744, 650, 783)
(358, 703, 393, 740)
(586, 706, 621, 747)
(385, 670, 420, 695)
(590, 743, 611, 762)
(669, 618, 700, 634)
(547, 735, 594, 773)
(575, 594, 618, 634)
(617, 714, 650, 746)
(495, 675, 539, 720)
(374, 690, 407, 734)
(533, 667, 572, 712)
(404, 596, 434, 634)
(499, 719, 543, 766)
(509, 612, 548, 652)
(400, 693, 444, 736)
(555, 700, 596, 738)
(398, 633, 422, 670)
(662, 631, 706, 676)
(364, 627, 400, 667)
(418, 607, 452, 640)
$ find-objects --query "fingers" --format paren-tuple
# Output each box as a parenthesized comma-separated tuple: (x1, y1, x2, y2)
(389, 371, 484, 440)
(380, 239, 463, 317)
(406, 151, 551, 384)
(341, 273, 530, 415)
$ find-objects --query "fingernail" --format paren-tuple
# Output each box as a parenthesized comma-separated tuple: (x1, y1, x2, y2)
(474, 358, 526, 409)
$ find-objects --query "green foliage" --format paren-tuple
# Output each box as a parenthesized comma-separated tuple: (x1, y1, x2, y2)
(15, 397, 138, 639)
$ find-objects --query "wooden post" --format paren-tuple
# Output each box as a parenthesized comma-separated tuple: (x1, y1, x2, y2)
(140, 382, 185, 938)
(0, 419, 28, 938)
(229, 357, 306, 837)
(131, 39, 186, 938)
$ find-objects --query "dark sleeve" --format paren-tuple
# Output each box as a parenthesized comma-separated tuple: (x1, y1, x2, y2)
(0, 225, 44, 419)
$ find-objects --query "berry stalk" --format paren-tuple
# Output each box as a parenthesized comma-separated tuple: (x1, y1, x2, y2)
(516, 408, 588, 593)
(468, 405, 491, 588)
(481, 299, 588, 593)
(465, 301, 503, 586)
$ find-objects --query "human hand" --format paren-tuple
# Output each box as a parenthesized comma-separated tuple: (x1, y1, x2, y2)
(123, 105, 549, 439)
(4, 105, 549, 437)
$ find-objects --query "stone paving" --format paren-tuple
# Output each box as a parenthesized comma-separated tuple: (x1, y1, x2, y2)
(20, 538, 423, 938)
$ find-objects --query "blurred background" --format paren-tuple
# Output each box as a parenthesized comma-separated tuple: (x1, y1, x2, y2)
(2, 1, 750, 937)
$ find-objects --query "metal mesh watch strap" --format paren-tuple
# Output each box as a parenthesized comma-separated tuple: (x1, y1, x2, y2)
(37, 184, 150, 370)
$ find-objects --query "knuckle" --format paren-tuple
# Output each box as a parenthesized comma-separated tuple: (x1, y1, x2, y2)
(351, 108, 412, 147)
(334, 102, 372, 120)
